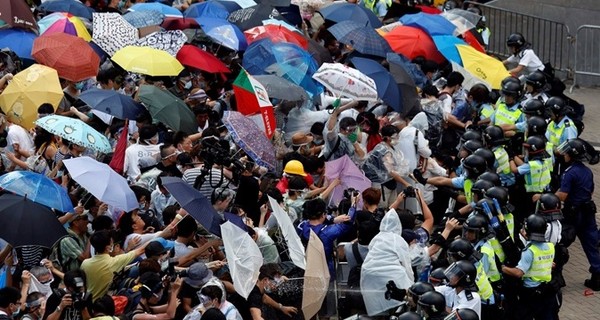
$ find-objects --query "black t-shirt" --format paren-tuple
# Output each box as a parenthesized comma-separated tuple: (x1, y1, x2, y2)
(247, 286, 264, 311)
(43, 291, 82, 320)
(175, 282, 201, 319)
(155, 162, 183, 178)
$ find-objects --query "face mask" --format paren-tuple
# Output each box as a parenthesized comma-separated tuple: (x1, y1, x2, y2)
(347, 130, 358, 143)
(29, 274, 54, 299)
(143, 133, 159, 145)
(176, 164, 184, 173)
(313, 138, 323, 145)
(75, 82, 85, 91)
(184, 81, 192, 90)
(118, 0, 126, 10)
(109, 244, 115, 253)
(390, 138, 399, 145)
(160, 258, 169, 271)
(12, 305, 21, 317)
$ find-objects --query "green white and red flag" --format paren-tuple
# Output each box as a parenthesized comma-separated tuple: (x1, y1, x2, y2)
(233, 69, 276, 139)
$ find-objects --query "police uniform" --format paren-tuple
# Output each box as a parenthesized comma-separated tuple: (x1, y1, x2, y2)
(545, 116, 578, 154)
(514, 241, 555, 320)
(493, 145, 516, 187)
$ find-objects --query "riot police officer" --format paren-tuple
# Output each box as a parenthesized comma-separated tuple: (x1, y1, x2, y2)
(418, 291, 449, 320)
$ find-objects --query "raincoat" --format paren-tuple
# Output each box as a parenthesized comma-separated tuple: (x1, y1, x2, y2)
(360, 209, 414, 316)
(362, 143, 408, 184)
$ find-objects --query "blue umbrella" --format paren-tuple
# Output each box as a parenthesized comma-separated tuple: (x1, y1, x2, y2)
(39, 0, 94, 20)
(319, 2, 382, 28)
(0, 171, 74, 213)
(196, 17, 247, 51)
(328, 21, 392, 58)
(399, 12, 456, 36)
(0, 29, 36, 60)
(79, 89, 146, 120)
(123, 10, 165, 28)
(432, 35, 466, 66)
(386, 53, 421, 115)
(89, 41, 108, 62)
(185, 1, 231, 19)
(128, 2, 183, 17)
(351, 57, 401, 112)
(386, 52, 428, 89)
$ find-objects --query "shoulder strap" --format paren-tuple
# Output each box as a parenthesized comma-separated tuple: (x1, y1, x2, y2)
(324, 136, 342, 161)
(352, 242, 364, 265)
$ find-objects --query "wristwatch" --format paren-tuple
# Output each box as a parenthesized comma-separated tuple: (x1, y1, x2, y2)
(56, 306, 62, 313)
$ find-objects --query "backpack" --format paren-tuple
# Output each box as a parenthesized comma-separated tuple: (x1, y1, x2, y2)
(112, 290, 143, 319)
(421, 97, 445, 149)
(346, 243, 366, 310)
(49, 235, 80, 272)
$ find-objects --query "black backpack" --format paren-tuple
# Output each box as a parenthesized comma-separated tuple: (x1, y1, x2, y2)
(346, 243, 366, 309)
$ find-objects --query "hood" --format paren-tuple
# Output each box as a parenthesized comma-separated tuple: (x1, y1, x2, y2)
(379, 209, 403, 234)
(409, 112, 429, 133)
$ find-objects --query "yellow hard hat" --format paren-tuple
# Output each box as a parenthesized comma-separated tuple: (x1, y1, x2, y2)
(284, 160, 306, 176)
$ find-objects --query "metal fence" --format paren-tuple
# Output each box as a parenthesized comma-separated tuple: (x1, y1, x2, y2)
(465, 1, 574, 76)
(571, 25, 600, 91)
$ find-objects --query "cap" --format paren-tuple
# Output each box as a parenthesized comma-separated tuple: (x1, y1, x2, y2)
(188, 89, 207, 101)
(291, 132, 313, 146)
(184, 262, 213, 288)
(145, 241, 168, 258)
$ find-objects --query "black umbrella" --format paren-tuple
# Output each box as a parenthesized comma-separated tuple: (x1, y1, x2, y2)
(307, 39, 332, 66)
(228, 4, 286, 31)
(387, 54, 421, 116)
(0, 194, 68, 248)
(161, 177, 224, 237)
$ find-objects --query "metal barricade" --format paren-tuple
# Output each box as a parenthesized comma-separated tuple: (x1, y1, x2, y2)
(571, 25, 600, 92)
(465, 1, 573, 75)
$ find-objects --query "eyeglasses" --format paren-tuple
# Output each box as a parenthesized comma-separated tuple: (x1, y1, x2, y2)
(162, 151, 181, 160)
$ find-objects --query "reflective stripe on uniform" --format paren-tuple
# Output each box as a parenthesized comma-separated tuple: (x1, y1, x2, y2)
(480, 242, 501, 282)
(493, 147, 511, 175)
(525, 160, 551, 192)
(493, 103, 522, 126)
(476, 260, 494, 300)
(524, 243, 555, 283)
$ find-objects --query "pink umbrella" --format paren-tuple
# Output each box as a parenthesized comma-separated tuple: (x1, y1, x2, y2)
(325, 155, 371, 205)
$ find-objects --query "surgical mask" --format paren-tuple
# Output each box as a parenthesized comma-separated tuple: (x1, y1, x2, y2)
(176, 164, 183, 173)
(118, 0, 126, 10)
(390, 138, 399, 145)
(139, 202, 146, 210)
(144, 133, 159, 145)
(347, 130, 358, 143)
(75, 81, 85, 91)
(184, 81, 192, 90)
(12, 305, 21, 317)
(160, 258, 169, 271)
(313, 138, 323, 145)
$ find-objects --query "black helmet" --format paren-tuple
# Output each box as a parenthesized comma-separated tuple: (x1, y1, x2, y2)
(473, 148, 496, 170)
(523, 100, 546, 117)
(461, 130, 482, 144)
(443, 0, 458, 11)
(447, 239, 475, 262)
(527, 116, 548, 136)
(452, 309, 480, 320)
(485, 186, 509, 207)
(524, 214, 547, 242)
(545, 96, 566, 116)
(444, 260, 478, 290)
(506, 33, 526, 50)
(483, 125, 505, 147)
(396, 312, 422, 320)
(463, 140, 484, 154)
(523, 135, 547, 154)
(429, 267, 447, 285)
(472, 179, 494, 201)
(478, 171, 501, 186)
(474, 198, 497, 216)
(557, 138, 587, 160)
(463, 155, 486, 180)
(501, 80, 523, 99)
(537, 193, 563, 222)
(408, 281, 435, 298)
(525, 71, 547, 90)
(463, 213, 490, 241)
(501, 76, 521, 88)
(417, 291, 447, 316)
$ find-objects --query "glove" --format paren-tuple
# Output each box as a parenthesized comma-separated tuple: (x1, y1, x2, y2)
(437, 186, 460, 200)
(385, 281, 407, 301)
(412, 168, 428, 185)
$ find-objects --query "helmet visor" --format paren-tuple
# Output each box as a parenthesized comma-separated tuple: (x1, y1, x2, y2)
(556, 140, 572, 156)
(443, 262, 465, 286)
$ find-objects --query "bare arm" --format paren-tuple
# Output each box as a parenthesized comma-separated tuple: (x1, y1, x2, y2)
(425, 176, 455, 187)
(502, 265, 524, 278)
(416, 189, 434, 234)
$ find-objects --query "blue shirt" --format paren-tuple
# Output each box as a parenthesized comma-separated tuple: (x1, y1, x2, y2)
(517, 241, 551, 288)
(545, 116, 578, 146)
(451, 175, 466, 189)
(490, 102, 527, 132)
(560, 161, 594, 206)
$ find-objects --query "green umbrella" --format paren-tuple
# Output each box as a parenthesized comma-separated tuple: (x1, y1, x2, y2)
(138, 85, 197, 133)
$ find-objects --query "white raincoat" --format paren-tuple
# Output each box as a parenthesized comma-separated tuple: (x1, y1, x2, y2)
(360, 209, 415, 316)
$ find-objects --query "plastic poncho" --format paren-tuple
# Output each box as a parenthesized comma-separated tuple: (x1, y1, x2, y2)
(362, 143, 409, 184)
(360, 209, 415, 316)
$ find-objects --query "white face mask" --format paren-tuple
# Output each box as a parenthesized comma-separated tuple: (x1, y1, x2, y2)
(160, 258, 169, 271)
(184, 81, 193, 90)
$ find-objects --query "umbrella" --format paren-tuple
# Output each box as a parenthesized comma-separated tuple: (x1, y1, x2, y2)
(232, 70, 276, 138)
(138, 85, 197, 133)
(135, 30, 188, 56)
(161, 177, 223, 236)
(245, 24, 308, 49)
(176, 45, 230, 73)
(324, 155, 371, 205)
(307, 38, 332, 66)
(268, 196, 305, 269)
(432, 35, 467, 65)
(318, 2, 381, 28)
(262, 18, 301, 33)
(228, 4, 285, 31)
(399, 12, 457, 36)
(213, 0, 244, 12)
(385, 52, 428, 89)
(37, 12, 92, 42)
(223, 212, 248, 231)
(383, 25, 445, 64)
(220, 221, 263, 299)
(312, 62, 378, 101)
(386, 53, 421, 116)
(0, 194, 67, 248)
(462, 28, 486, 53)
(450, 61, 491, 91)
(32, 33, 100, 82)
(254, 75, 309, 101)
(302, 229, 330, 320)
(222, 111, 277, 170)
(0, 64, 63, 130)
(273, 4, 302, 28)
(185, 1, 231, 19)
(257, 0, 291, 6)
(442, 9, 482, 29)
(79, 89, 146, 120)
(196, 17, 247, 51)
(35, 115, 112, 153)
(0, 0, 38, 32)
(112, 46, 184, 76)
(92, 13, 139, 56)
(328, 21, 392, 58)
(123, 10, 165, 28)
(382, 2, 422, 21)
(0, 171, 74, 213)
(351, 57, 401, 112)
(456, 44, 510, 89)
(0, 29, 37, 60)
(39, 0, 94, 20)
(161, 17, 201, 30)
(128, 2, 183, 17)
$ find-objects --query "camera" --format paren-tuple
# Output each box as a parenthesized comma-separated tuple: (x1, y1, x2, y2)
(52, 277, 90, 311)
(343, 188, 359, 200)
(403, 186, 416, 198)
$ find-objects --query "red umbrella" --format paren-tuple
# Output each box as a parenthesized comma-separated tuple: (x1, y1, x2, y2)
(0, 0, 38, 32)
(161, 17, 200, 30)
(244, 25, 308, 49)
(462, 29, 486, 53)
(384, 25, 444, 64)
(32, 33, 100, 82)
(176, 44, 230, 74)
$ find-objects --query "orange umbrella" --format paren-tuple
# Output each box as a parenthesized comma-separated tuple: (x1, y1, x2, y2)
(383, 25, 444, 64)
(244, 25, 308, 49)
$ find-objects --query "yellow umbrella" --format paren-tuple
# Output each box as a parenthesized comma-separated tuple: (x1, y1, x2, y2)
(456, 44, 510, 90)
(301, 229, 331, 320)
(0, 64, 63, 130)
(112, 46, 184, 76)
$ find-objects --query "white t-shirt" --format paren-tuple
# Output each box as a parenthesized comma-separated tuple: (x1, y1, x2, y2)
(124, 143, 161, 181)
(283, 107, 330, 142)
(436, 285, 482, 319)
(7, 124, 35, 157)
(124, 232, 161, 251)
(507, 49, 545, 75)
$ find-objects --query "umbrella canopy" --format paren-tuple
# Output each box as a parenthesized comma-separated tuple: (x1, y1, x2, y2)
(0, 64, 63, 130)
(450, 61, 491, 91)
(386, 52, 428, 88)
(0, 0, 38, 31)
(384, 25, 445, 64)
(399, 12, 457, 36)
(39, 0, 94, 20)
(0, 194, 67, 248)
(35, 115, 112, 153)
(432, 35, 467, 65)
(196, 17, 247, 51)
(220, 221, 263, 299)
(112, 46, 184, 76)
(176, 44, 230, 73)
(0, 29, 37, 60)
(123, 10, 165, 28)
(254, 75, 309, 101)
(0, 171, 74, 213)
(128, 2, 183, 17)
(232, 70, 276, 139)
(32, 33, 100, 82)
(185, 1, 230, 19)
(307, 38, 332, 66)
(79, 89, 146, 120)
(262, 18, 301, 33)
(92, 13, 139, 56)
(268, 196, 305, 269)
(135, 30, 188, 56)
(328, 21, 392, 58)
(161, 17, 201, 30)
(62, 156, 138, 211)
(161, 177, 223, 236)
(222, 111, 277, 170)
(351, 57, 401, 112)
(228, 4, 285, 31)
(37, 12, 92, 41)
(386, 53, 420, 116)
(442, 9, 481, 30)
(456, 44, 510, 89)
(324, 155, 372, 205)
(312, 62, 378, 101)
(302, 229, 330, 320)
(245, 24, 307, 49)
(462, 28, 486, 53)
(138, 85, 197, 133)
(318, 2, 381, 28)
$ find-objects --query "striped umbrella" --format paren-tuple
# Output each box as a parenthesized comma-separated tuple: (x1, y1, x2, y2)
(37, 12, 92, 42)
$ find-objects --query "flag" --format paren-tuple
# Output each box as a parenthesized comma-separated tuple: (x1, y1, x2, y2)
(233, 69, 276, 139)
(109, 120, 129, 175)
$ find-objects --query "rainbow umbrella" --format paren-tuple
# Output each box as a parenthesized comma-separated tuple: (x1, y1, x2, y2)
(37, 12, 92, 42)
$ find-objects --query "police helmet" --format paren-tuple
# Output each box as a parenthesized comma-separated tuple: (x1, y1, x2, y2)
(545, 96, 567, 116)
(463, 213, 490, 240)
(447, 239, 475, 263)
(483, 125, 505, 147)
(463, 140, 484, 154)
(396, 312, 422, 320)
(527, 116, 548, 136)
(463, 155, 487, 179)
(523, 135, 547, 154)
(537, 193, 563, 222)
(473, 148, 496, 170)
(524, 214, 547, 242)
(474, 198, 498, 216)
(485, 186, 509, 207)
(501, 76, 521, 88)
(472, 179, 495, 200)
(525, 71, 547, 90)
(454, 309, 480, 320)
(506, 33, 526, 50)
(557, 138, 587, 160)
(478, 171, 501, 186)
(408, 282, 435, 298)
(417, 291, 447, 315)
(523, 100, 546, 117)
(429, 267, 447, 286)
(444, 260, 478, 290)
(501, 80, 523, 99)
(461, 130, 483, 144)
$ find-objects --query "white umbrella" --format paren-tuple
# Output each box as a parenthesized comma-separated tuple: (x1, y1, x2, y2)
(302, 229, 330, 320)
(450, 61, 491, 91)
(312, 62, 378, 101)
(268, 196, 306, 269)
(220, 221, 263, 299)
(441, 9, 478, 36)
(135, 30, 188, 57)
(92, 12, 139, 56)
(62, 156, 138, 212)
